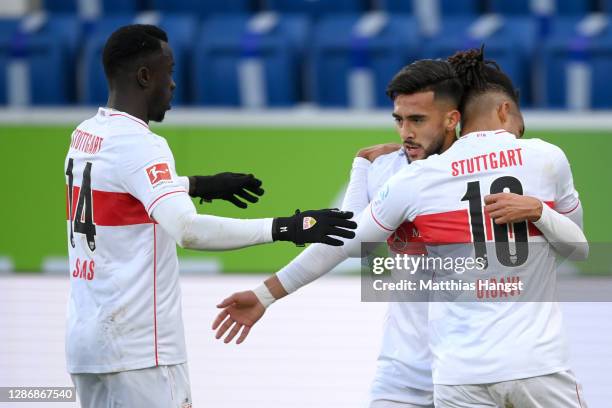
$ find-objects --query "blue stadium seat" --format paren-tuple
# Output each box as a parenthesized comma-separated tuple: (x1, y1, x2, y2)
(192, 14, 309, 107)
(423, 16, 536, 107)
(541, 17, 612, 109)
(149, 0, 251, 18)
(378, 0, 480, 16)
(311, 14, 420, 108)
(42, 0, 140, 14)
(81, 13, 198, 105)
(265, 0, 365, 18)
(488, 0, 591, 15)
(0, 14, 80, 105)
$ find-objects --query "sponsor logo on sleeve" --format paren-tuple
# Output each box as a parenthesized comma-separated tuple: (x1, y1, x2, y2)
(146, 163, 172, 188)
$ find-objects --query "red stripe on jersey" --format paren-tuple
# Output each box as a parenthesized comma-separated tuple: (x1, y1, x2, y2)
(109, 113, 149, 129)
(484, 209, 493, 241)
(387, 221, 427, 255)
(413, 209, 471, 243)
(66, 186, 153, 226)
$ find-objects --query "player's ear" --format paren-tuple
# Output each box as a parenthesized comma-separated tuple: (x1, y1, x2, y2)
(446, 110, 461, 131)
(497, 101, 511, 125)
(136, 66, 151, 88)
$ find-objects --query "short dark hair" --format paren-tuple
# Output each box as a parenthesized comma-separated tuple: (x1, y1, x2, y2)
(385, 59, 463, 107)
(447, 45, 519, 111)
(102, 24, 168, 79)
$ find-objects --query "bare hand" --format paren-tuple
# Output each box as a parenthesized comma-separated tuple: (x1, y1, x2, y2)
(357, 143, 402, 162)
(212, 291, 265, 344)
(484, 193, 543, 224)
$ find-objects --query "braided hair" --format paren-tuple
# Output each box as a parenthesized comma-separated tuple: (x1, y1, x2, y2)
(447, 45, 519, 113)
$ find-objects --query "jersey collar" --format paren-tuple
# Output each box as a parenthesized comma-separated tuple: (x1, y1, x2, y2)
(98, 107, 150, 129)
(459, 129, 517, 140)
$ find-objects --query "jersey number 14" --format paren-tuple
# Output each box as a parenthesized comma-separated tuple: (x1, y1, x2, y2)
(66, 158, 96, 251)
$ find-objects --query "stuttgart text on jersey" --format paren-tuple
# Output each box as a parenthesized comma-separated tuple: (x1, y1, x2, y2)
(70, 129, 104, 154)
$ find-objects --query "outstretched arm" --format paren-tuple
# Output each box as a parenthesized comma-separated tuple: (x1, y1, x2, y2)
(212, 144, 401, 343)
(153, 193, 356, 250)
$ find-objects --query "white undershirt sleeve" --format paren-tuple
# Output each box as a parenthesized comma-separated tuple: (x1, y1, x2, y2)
(533, 202, 588, 260)
(152, 192, 273, 250)
(276, 158, 370, 294)
(276, 244, 348, 294)
(341, 157, 371, 213)
(342, 205, 395, 258)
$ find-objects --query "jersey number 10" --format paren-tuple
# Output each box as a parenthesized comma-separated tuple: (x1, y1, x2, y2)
(66, 158, 96, 251)
(461, 176, 528, 268)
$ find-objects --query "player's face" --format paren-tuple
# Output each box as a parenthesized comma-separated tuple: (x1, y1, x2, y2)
(392, 91, 450, 161)
(148, 41, 176, 122)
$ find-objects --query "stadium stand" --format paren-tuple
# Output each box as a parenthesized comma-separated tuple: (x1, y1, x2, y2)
(311, 13, 419, 108)
(0, 0, 611, 108)
(193, 13, 309, 107)
(0, 13, 80, 105)
(377, 0, 481, 16)
(150, 0, 252, 18)
(42, 0, 140, 15)
(264, 0, 366, 18)
(489, 0, 593, 15)
(541, 14, 612, 109)
(81, 13, 197, 105)
(423, 15, 536, 107)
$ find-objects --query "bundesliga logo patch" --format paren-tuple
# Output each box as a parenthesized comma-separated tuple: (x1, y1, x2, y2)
(146, 163, 172, 187)
(302, 216, 317, 230)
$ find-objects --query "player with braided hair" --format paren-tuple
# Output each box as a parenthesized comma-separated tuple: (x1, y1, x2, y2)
(337, 46, 588, 407)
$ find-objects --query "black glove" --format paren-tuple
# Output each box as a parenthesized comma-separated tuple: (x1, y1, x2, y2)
(272, 209, 357, 246)
(189, 173, 264, 208)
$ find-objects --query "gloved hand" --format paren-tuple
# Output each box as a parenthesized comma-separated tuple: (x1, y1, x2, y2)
(272, 209, 357, 246)
(189, 173, 264, 209)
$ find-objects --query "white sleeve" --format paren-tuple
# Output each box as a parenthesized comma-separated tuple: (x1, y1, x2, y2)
(177, 176, 190, 192)
(117, 134, 188, 216)
(342, 170, 417, 258)
(275, 157, 369, 294)
(533, 202, 588, 260)
(276, 244, 348, 294)
(341, 204, 396, 258)
(341, 157, 370, 213)
(152, 192, 274, 250)
(552, 145, 581, 214)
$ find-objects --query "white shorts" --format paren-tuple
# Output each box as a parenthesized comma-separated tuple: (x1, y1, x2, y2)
(434, 370, 587, 408)
(71, 363, 192, 408)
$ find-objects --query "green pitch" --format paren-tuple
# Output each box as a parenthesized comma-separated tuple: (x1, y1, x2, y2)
(1, 125, 610, 273)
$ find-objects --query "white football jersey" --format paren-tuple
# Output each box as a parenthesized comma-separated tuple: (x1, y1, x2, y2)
(370, 130, 580, 385)
(365, 150, 433, 403)
(64, 108, 189, 373)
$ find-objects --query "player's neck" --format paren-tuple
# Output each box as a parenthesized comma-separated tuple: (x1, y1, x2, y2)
(460, 119, 502, 137)
(107, 93, 149, 124)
